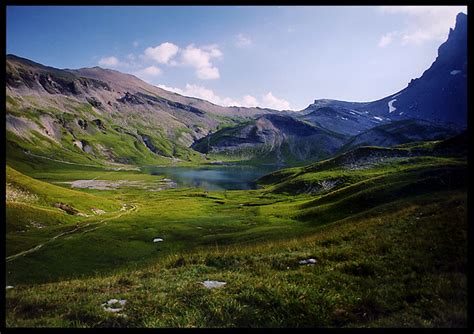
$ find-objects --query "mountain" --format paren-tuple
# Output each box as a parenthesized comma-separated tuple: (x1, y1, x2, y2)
(191, 114, 348, 163)
(341, 119, 458, 153)
(194, 12, 466, 163)
(299, 106, 384, 136)
(302, 12, 467, 130)
(5, 13, 467, 166)
(6, 55, 275, 165)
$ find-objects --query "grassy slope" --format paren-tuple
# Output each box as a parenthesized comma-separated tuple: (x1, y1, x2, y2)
(5, 144, 467, 327)
(6, 95, 206, 167)
(6, 191, 466, 327)
(6, 166, 125, 257)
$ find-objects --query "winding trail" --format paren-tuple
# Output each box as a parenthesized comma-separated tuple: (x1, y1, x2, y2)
(6, 204, 137, 262)
(7, 155, 141, 263)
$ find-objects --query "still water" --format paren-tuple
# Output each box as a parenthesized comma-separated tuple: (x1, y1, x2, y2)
(144, 164, 283, 191)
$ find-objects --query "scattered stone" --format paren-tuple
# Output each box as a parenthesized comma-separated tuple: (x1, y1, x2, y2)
(76, 213, 90, 217)
(54, 202, 79, 215)
(299, 258, 317, 265)
(153, 238, 164, 243)
(91, 208, 106, 215)
(102, 299, 126, 313)
(29, 220, 45, 229)
(6, 183, 39, 203)
(201, 280, 227, 289)
(6, 285, 14, 290)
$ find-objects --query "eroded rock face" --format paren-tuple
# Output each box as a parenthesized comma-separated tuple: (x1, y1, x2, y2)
(92, 119, 106, 131)
(86, 96, 102, 108)
(117, 92, 145, 105)
(53, 202, 79, 215)
(77, 119, 88, 130)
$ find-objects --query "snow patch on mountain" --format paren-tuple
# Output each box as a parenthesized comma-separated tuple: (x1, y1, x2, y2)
(388, 99, 397, 113)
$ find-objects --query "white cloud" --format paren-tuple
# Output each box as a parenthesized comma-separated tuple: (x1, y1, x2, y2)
(202, 44, 223, 57)
(156, 84, 184, 95)
(140, 42, 223, 80)
(180, 44, 222, 80)
(144, 42, 179, 64)
(140, 65, 162, 76)
(378, 32, 397, 47)
(134, 66, 163, 83)
(98, 56, 120, 67)
(235, 33, 252, 48)
(196, 66, 220, 80)
(262, 92, 291, 110)
(156, 84, 291, 110)
(242, 95, 258, 107)
(157, 83, 235, 105)
(181, 84, 218, 103)
(133, 40, 139, 48)
(378, 6, 467, 46)
(98, 56, 137, 69)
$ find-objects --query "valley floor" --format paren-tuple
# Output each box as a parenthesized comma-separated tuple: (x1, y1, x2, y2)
(5, 152, 468, 328)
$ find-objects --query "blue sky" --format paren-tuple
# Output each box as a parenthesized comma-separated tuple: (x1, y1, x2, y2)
(6, 6, 467, 110)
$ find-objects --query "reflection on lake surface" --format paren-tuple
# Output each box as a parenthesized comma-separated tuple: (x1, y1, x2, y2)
(144, 164, 284, 191)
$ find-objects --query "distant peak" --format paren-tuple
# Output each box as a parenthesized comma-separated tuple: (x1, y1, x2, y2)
(456, 11, 467, 21)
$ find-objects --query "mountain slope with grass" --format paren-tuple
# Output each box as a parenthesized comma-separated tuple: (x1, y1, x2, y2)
(191, 114, 348, 163)
(6, 54, 278, 166)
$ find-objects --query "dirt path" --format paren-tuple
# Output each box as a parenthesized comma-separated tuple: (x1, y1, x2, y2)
(6, 204, 137, 262)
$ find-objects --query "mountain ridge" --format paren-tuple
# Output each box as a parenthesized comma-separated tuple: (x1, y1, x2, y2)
(5, 12, 467, 166)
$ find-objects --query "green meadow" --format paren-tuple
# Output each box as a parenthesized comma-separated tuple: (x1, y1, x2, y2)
(5, 142, 468, 327)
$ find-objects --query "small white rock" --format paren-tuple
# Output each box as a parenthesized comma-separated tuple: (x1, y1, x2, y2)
(6, 285, 14, 290)
(153, 238, 164, 243)
(299, 258, 317, 265)
(201, 280, 226, 289)
(103, 307, 123, 313)
(102, 299, 126, 312)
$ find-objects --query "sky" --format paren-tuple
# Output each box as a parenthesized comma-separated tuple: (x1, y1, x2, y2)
(6, 6, 467, 110)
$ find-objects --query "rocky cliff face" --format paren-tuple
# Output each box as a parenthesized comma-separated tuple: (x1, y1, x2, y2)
(304, 13, 467, 129)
